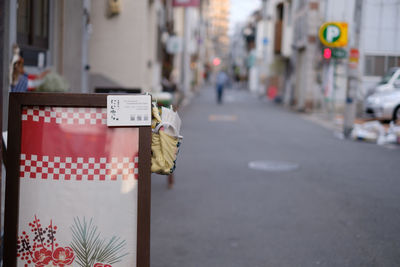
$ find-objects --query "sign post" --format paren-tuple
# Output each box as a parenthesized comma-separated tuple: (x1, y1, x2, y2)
(344, 0, 364, 138)
(319, 21, 350, 126)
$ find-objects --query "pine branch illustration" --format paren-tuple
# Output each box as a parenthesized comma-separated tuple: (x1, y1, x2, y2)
(70, 217, 129, 266)
(70, 217, 102, 267)
(93, 236, 128, 264)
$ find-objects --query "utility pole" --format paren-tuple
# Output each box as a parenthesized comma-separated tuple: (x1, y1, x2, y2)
(173, 0, 199, 99)
(182, 7, 191, 97)
(343, 0, 363, 137)
(261, 0, 269, 97)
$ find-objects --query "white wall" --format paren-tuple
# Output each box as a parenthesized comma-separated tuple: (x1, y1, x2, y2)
(323, 0, 355, 23)
(360, 0, 400, 94)
(362, 0, 400, 55)
(89, 0, 151, 91)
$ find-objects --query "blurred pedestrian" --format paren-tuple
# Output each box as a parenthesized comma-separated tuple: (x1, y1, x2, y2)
(204, 63, 211, 84)
(216, 69, 228, 104)
(10, 44, 49, 92)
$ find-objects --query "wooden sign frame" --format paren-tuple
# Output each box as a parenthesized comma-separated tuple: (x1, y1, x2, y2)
(4, 93, 151, 267)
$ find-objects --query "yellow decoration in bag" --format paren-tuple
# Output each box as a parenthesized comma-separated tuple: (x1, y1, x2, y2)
(151, 104, 182, 175)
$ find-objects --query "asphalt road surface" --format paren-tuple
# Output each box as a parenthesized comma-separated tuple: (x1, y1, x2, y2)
(151, 86, 400, 267)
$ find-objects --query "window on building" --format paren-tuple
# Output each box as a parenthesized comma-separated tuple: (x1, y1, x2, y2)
(374, 56, 385, 77)
(364, 56, 374, 76)
(364, 55, 400, 77)
(390, 56, 398, 70)
(17, 0, 49, 66)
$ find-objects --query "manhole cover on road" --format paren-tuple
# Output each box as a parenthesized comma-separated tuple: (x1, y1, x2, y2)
(248, 160, 299, 172)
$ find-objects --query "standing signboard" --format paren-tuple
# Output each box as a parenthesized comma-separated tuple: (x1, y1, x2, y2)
(4, 93, 152, 267)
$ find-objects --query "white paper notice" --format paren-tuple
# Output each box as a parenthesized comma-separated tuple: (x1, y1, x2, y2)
(107, 95, 151, 126)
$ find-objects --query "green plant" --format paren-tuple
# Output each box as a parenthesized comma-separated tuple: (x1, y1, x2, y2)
(70, 217, 128, 267)
(36, 71, 69, 92)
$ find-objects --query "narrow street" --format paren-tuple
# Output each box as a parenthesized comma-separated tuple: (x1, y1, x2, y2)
(2, 0, 400, 266)
(151, 86, 400, 267)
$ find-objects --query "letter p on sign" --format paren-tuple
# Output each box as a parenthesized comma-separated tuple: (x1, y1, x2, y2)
(319, 22, 348, 47)
(326, 26, 340, 42)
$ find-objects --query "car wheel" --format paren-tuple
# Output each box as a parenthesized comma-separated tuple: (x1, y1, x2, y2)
(393, 105, 400, 123)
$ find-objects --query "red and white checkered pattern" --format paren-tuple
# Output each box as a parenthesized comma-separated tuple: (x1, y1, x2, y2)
(20, 154, 138, 181)
(22, 106, 107, 125)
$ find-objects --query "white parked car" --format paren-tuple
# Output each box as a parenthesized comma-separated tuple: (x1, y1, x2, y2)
(366, 67, 400, 96)
(365, 89, 400, 121)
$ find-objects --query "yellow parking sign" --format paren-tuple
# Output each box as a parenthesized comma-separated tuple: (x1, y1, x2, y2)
(319, 22, 348, 47)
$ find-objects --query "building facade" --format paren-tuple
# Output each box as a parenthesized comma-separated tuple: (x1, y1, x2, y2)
(2, 0, 91, 127)
(209, 0, 230, 61)
(360, 0, 400, 92)
(89, 0, 161, 92)
(290, 0, 322, 110)
(266, 0, 400, 112)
